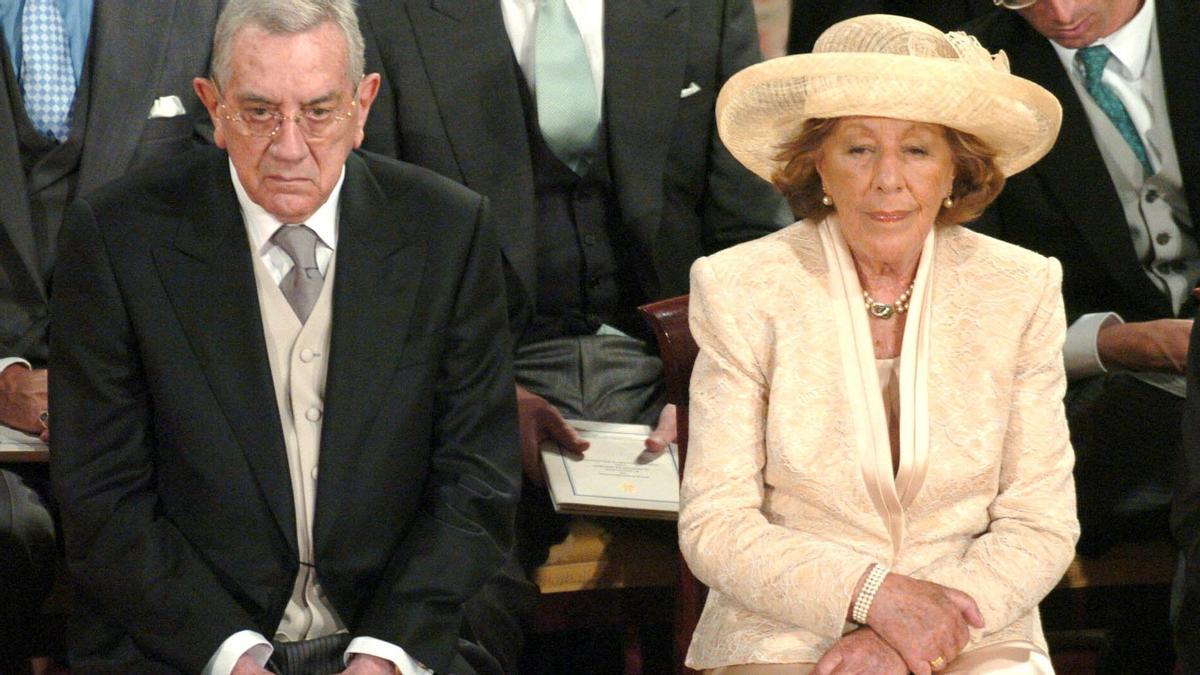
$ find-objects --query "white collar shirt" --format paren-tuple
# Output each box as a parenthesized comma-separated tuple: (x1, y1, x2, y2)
(1050, 0, 1157, 168)
(230, 159, 342, 284)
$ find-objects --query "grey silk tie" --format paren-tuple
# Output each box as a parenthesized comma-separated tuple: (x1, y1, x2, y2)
(271, 225, 324, 323)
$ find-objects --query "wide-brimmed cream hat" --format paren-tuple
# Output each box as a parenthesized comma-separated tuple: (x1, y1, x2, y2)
(716, 14, 1062, 180)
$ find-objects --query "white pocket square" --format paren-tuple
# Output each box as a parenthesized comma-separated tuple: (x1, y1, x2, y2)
(680, 82, 702, 98)
(147, 95, 187, 119)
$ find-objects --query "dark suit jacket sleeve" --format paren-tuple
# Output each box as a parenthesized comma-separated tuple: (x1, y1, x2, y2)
(355, 197, 521, 671)
(48, 198, 261, 672)
(702, 0, 790, 252)
(1177, 324, 1200, 668)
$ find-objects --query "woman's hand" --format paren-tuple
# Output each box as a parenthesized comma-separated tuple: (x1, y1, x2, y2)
(867, 572, 984, 675)
(814, 627, 907, 675)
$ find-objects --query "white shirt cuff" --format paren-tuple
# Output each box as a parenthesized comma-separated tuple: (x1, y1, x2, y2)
(347, 636, 433, 674)
(202, 630, 272, 675)
(1064, 312, 1124, 379)
(0, 357, 32, 374)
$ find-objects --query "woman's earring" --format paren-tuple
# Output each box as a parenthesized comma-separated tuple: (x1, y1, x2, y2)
(821, 193, 833, 206)
(942, 195, 954, 209)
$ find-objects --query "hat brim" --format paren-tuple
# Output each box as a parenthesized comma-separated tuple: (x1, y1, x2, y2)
(717, 52, 1063, 181)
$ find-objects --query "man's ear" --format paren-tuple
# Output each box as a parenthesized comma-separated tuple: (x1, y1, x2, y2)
(193, 77, 227, 149)
(352, 73, 382, 148)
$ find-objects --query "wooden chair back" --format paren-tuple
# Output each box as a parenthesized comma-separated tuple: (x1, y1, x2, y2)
(639, 295, 704, 675)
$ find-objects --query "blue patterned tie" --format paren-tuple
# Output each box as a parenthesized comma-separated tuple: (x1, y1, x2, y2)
(20, 0, 76, 143)
(534, 0, 599, 174)
(1076, 45, 1152, 177)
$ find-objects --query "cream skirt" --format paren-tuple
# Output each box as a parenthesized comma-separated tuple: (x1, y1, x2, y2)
(703, 642, 1055, 674)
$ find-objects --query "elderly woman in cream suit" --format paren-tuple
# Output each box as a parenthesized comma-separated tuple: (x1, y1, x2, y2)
(678, 15, 1080, 675)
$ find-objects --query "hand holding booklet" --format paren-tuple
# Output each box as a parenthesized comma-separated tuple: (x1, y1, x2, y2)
(540, 419, 680, 520)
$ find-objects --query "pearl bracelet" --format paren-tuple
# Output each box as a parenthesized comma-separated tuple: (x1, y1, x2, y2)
(852, 563, 889, 624)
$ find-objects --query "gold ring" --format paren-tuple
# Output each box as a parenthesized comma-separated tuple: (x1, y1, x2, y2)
(930, 656, 946, 671)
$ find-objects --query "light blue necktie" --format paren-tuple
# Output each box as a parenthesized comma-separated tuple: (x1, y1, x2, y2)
(534, 0, 599, 175)
(20, 0, 76, 143)
(1076, 45, 1153, 177)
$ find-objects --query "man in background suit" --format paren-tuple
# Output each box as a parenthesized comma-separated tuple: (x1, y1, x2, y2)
(357, 1, 788, 669)
(49, 0, 519, 672)
(786, 0, 996, 54)
(967, 0, 1200, 669)
(1178, 318, 1200, 673)
(0, 1, 222, 669)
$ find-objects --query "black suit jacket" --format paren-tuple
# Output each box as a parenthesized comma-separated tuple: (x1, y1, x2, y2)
(966, 1, 1200, 323)
(1179, 325, 1200, 669)
(0, 1, 221, 365)
(787, 0, 998, 54)
(357, 0, 786, 333)
(49, 147, 520, 673)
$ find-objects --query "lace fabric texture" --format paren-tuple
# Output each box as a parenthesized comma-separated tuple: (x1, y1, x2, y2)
(678, 222, 1080, 669)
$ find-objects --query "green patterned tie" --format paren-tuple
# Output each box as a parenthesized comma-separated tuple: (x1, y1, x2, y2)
(1076, 45, 1153, 177)
(534, 0, 599, 174)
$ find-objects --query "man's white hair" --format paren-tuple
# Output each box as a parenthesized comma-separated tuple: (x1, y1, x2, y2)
(210, 0, 365, 89)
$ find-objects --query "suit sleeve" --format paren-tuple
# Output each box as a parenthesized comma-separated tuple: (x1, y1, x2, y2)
(701, 0, 791, 252)
(354, 196, 521, 671)
(678, 257, 879, 641)
(909, 257, 1080, 636)
(49, 199, 262, 672)
(1175, 320, 1200, 669)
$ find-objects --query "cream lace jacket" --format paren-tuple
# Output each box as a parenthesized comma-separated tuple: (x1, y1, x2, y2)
(678, 220, 1080, 669)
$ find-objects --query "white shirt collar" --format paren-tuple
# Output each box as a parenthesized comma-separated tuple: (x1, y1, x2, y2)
(228, 158, 343, 256)
(1050, 0, 1155, 80)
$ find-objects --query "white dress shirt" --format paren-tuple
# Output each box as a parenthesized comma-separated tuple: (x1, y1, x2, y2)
(202, 160, 431, 675)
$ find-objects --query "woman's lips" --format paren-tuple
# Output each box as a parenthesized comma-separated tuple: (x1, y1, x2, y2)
(869, 210, 911, 223)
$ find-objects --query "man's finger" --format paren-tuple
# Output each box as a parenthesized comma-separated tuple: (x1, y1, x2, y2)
(537, 406, 589, 454)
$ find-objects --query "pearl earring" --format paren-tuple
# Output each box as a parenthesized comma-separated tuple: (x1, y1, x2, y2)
(942, 195, 954, 209)
(821, 193, 833, 206)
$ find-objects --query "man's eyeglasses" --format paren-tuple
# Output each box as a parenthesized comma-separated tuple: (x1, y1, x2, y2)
(217, 99, 357, 140)
(993, 0, 1039, 8)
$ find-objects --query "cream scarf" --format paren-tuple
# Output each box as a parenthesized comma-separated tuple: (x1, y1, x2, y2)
(818, 216, 935, 560)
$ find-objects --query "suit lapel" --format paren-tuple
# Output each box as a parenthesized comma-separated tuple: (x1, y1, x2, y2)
(315, 154, 426, 544)
(153, 151, 297, 556)
(1158, 0, 1200, 227)
(604, 0, 687, 254)
(77, 1, 177, 193)
(1010, 31, 1165, 310)
(405, 0, 537, 298)
(0, 31, 42, 301)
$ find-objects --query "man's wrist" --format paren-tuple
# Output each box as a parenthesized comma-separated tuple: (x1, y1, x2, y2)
(1065, 312, 1122, 378)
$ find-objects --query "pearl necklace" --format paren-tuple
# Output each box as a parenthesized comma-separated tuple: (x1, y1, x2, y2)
(862, 283, 914, 320)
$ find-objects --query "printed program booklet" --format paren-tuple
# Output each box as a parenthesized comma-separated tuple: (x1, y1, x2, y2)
(540, 419, 680, 520)
(0, 424, 47, 458)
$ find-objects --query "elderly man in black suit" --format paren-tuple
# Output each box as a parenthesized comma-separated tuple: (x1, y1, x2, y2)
(49, 0, 519, 672)
(356, 1, 789, 668)
(966, 0, 1200, 669)
(0, 1, 222, 669)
